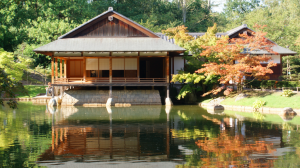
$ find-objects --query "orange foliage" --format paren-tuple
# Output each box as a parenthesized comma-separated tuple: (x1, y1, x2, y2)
(196, 24, 277, 95)
(195, 132, 276, 167)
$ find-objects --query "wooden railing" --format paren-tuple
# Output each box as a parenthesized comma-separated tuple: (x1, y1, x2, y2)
(54, 77, 167, 84)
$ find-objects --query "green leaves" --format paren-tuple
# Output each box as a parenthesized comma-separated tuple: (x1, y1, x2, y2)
(0, 48, 31, 82)
(252, 99, 266, 112)
(171, 73, 205, 84)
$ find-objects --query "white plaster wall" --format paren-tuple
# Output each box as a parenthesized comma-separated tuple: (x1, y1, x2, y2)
(174, 57, 184, 74)
(235, 55, 281, 64)
(261, 55, 280, 64)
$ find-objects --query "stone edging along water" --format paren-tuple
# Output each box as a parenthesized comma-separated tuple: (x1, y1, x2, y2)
(198, 102, 300, 115)
(1, 98, 32, 101)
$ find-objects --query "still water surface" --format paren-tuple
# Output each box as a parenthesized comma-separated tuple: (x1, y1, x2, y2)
(0, 102, 300, 167)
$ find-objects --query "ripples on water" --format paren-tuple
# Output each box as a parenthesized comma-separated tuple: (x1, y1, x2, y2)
(0, 102, 299, 167)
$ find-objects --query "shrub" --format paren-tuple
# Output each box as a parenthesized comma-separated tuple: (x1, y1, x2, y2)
(252, 99, 266, 112)
(245, 80, 300, 89)
(281, 89, 293, 97)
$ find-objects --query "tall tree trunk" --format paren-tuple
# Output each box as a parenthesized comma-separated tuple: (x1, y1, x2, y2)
(182, 0, 187, 23)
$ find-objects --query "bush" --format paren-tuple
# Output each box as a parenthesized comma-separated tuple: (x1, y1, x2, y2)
(281, 89, 293, 97)
(245, 80, 300, 89)
(252, 99, 266, 112)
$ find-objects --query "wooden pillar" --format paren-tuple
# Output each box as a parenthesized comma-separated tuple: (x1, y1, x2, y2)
(60, 59, 62, 78)
(64, 59, 67, 78)
(137, 54, 140, 82)
(109, 57, 112, 83)
(55, 58, 58, 79)
(166, 57, 170, 82)
(51, 57, 54, 83)
(83, 57, 86, 80)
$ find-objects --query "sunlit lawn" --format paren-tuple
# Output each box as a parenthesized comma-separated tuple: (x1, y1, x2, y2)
(15, 85, 47, 98)
(221, 91, 300, 109)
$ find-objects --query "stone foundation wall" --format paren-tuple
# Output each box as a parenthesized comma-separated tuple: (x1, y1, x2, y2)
(61, 90, 161, 106)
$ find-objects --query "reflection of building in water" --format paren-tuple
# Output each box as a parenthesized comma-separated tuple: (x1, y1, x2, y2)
(40, 107, 295, 167)
(39, 106, 176, 162)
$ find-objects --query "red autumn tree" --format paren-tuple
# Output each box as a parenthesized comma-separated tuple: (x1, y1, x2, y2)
(196, 24, 277, 96)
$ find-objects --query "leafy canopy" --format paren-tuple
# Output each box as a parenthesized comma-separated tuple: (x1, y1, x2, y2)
(197, 24, 277, 96)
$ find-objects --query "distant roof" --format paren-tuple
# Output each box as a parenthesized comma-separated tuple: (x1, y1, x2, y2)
(33, 38, 185, 52)
(251, 45, 297, 55)
(157, 24, 297, 55)
(59, 8, 159, 39)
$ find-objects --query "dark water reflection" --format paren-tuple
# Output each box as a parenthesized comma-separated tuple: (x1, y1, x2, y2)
(0, 103, 300, 167)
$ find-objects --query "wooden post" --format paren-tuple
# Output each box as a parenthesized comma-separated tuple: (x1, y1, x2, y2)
(55, 58, 58, 79)
(109, 57, 112, 83)
(60, 59, 62, 78)
(166, 57, 170, 82)
(137, 54, 140, 82)
(83, 57, 86, 80)
(51, 57, 54, 83)
(64, 59, 67, 78)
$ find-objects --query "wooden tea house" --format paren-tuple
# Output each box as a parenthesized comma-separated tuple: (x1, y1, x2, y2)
(158, 24, 297, 80)
(34, 7, 185, 106)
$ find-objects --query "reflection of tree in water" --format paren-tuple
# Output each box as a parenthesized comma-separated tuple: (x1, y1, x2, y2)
(253, 112, 265, 121)
(175, 114, 281, 167)
(0, 104, 52, 167)
(195, 132, 276, 167)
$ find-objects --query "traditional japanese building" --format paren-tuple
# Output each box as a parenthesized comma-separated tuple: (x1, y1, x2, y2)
(158, 24, 297, 80)
(34, 7, 185, 106)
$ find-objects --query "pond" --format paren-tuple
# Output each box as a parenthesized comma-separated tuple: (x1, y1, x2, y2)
(0, 102, 300, 167)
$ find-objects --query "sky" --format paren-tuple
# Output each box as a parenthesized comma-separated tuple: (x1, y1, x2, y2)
(211, 0, 226, 13)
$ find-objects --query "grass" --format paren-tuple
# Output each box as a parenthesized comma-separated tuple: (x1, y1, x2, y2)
(225, 110, 300, 125)
(220, 91, 300, 109)
(14, 85, 47, 98)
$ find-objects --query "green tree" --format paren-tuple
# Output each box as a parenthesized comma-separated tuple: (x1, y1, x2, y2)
(0, 49, 30, 81)
(163, 24, 221, 99)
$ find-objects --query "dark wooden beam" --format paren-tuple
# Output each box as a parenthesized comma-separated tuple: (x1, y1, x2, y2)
(51, 57, 54, 83)
(166, 57, 170, 83)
